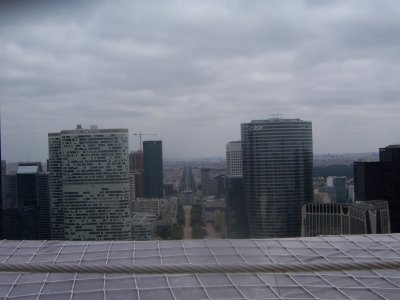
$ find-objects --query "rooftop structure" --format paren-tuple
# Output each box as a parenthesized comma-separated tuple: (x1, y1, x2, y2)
(302, 200, 391, 237)
(0, 234, 400, 299)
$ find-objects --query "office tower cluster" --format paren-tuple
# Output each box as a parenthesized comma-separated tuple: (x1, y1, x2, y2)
(226, 117, 313, 239)
(0, 122, 166, 241)
(354, 145, 400, 233)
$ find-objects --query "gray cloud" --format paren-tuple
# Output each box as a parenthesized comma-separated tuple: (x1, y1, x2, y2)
(1, 0, 400, 161)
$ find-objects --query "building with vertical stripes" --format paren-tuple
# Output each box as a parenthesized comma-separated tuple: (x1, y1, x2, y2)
(241, 118, 313, 238)
(301, 200, 390, 236)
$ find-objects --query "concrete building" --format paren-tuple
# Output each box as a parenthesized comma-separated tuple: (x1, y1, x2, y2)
(143, 141, 164, 198)
(131, 212, 156, 241)
(48, 125, 131, 240)
(241, 117, 313, 238)
(302, 200, 390, 236)
(226, 141, 242, 176)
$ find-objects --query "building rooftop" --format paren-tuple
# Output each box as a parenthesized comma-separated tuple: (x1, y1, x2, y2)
(16, 165, 40, 174)
(1, 234, 400, 299)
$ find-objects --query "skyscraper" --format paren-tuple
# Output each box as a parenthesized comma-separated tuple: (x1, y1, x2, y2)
(143, 140, 164, 198)
(3, 162, 50, 240)
(354, 144, 400, 232)
(226, 141, 242, 176)
(129, 150, 144, 198)
(48, 125, 131, 240)
(225, 141, 248, 238)
(201, 168, 212, 197)
(0, 118, 3, 239)
(326, 176, 347, 203)
(241, 118, 313, 238)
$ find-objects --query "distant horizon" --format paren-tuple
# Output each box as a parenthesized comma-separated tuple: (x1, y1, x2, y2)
(2, 151, 381, 164)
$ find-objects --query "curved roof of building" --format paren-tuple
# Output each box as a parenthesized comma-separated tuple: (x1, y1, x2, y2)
(1, 234, 400, 299)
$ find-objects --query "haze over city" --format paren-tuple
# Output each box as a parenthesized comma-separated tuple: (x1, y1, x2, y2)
(1, 0, 400, 162)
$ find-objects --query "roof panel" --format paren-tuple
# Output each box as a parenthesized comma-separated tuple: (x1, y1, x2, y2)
(0, 234, 400, 299)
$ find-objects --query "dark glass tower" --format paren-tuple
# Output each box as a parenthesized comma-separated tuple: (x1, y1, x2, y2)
(3, 162, 50, 240)
(143, 141, 164, 198)
(0, 115, 3, 239)
(354, 144, 400, 232)
(241, 118, 313, 238)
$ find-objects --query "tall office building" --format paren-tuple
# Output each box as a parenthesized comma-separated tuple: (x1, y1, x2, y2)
(225, 141, 248, 238)
(225, 176, 248, 238)
(354, 144, 400, 232)
(48, 125, 131, 240)
(143, 141, 164, 198)
(241, 118, 313, 238)
(3, 162, 50, 239)
(226, 141, 242, 176)
(201, 168, 212, 197)
(129, 150, 144, 198)
(0, 119, 3, 239)
(327, 176, 347, 203)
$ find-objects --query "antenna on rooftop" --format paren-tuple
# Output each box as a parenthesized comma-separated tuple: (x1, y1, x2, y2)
(134, 131, 157, 151)
(269, 114, 283, 120)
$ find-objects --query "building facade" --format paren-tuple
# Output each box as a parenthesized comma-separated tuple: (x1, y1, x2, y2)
(48, 125, 131, 240)
(3, 162, 50, 240)
(143, 141, 164, 198)
(129, 150, 144, 198)
(354, 144, 400, 232)
(225, 176, 248, 238)
(241, 118, 313, 238)
(226, 141, 242, 176)
(301, 200, 390, 236)
(327, 176, 347, 203)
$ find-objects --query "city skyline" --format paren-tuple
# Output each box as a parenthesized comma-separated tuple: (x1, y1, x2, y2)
(2, 1, 400, 162)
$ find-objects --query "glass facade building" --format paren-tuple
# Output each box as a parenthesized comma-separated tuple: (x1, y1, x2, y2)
(143, 141, 164, 198)
(241, 118, 313, 238)
(354, 145, 400, 232)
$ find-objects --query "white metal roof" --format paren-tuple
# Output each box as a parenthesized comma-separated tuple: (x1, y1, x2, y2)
(16, 165, 39, 174)
(1, 234, 400, 299)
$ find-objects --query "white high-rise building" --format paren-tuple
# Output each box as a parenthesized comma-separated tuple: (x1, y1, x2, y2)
(48, 125, 131, 240)
(226, 141, 242, 176)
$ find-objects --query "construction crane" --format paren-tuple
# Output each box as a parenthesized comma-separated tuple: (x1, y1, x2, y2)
(134, 131, 157, 151)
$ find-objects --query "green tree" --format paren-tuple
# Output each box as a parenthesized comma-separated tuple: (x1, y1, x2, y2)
(171, 224, 183, 240)
(192, 224, 206, 239)
(191, 204, 203, 226)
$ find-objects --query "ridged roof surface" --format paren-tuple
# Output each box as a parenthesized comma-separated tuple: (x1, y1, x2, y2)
(1, 234, 400, 299)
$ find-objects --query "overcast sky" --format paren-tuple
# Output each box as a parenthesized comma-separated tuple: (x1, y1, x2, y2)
(1, 0, 400, 162)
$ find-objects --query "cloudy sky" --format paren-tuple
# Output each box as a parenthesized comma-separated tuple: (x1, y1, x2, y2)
(1, 0, 400, 162)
